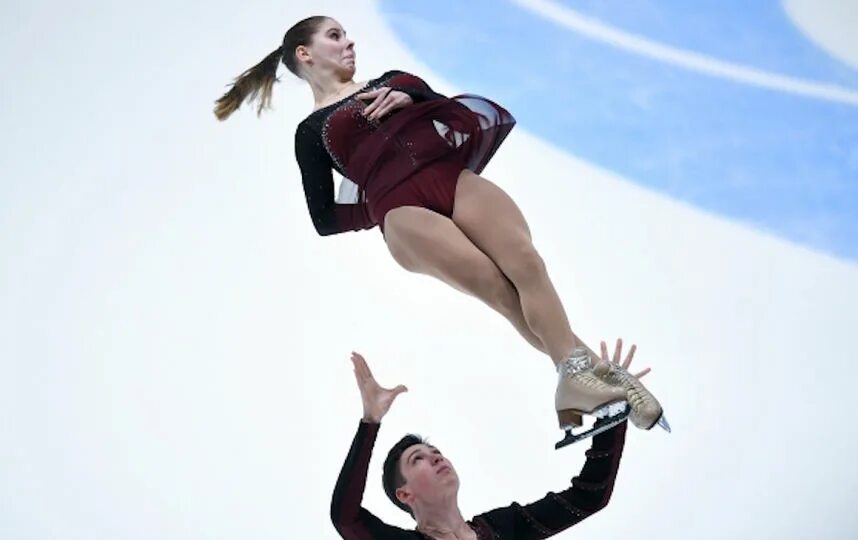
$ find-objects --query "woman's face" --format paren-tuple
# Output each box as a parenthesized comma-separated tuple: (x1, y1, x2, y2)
(300, 18, 356, 77)
(397, 444, 459, 506)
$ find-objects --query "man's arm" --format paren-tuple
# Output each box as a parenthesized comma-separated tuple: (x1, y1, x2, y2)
(474, 422, 628, 539)
(331, 353, 412, 539)
(330, 421, 410, 539)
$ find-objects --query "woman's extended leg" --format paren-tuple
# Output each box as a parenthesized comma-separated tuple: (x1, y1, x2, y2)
(451, 170, 588, 364)
(383, 189, 631, 443)
(382, 205, 547, 354)
(449, 171, 669, 435)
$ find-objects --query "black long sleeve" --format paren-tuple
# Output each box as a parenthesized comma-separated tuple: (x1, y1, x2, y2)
(473, 422, 628, 539)
(330, 421, 415, 539)
(294, 121, 376, 236)
(330, 420, 627, 539)
(384, 70, 447, 103)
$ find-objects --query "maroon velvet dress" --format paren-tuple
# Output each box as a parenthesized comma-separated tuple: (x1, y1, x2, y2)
(294, 70, 516, 235)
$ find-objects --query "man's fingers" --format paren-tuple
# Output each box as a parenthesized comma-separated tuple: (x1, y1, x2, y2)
(633, 367, 651, 379)
(623, 344, 637, 369)
(351, 352, 372, 379)
(349, 354, 361, 372)
(600, 341, 609, 363)
(352, 367, 366, 389)
(613, 338, 622, 364)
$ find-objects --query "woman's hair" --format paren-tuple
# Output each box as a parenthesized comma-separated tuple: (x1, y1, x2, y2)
(213, 15, 329, 121)
(382, 434, 428, 517)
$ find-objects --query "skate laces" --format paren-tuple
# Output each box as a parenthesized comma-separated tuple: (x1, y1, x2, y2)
(558, 349, 619, 392)
(605, 364, 657, 409)
(576, 370, 618, 391)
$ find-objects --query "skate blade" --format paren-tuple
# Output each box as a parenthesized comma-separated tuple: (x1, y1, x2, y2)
(555, 403, 629, 450)
(656, 413, 671, 433)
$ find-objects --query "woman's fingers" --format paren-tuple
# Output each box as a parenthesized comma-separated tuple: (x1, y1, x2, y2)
(355, 87, 383, 98)
(357, 92, 379, 115)
(362, 87, 391, 116)
(368, 101, 395, 121)
(367, 92, 398, 120)
(600, 340, 609, 363)
(366, 90, 411, 121)
(355, 88, 385, 103)
(362, 98, 381, 116)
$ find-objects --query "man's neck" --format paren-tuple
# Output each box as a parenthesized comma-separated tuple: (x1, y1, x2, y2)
(415, 503, 472, 539)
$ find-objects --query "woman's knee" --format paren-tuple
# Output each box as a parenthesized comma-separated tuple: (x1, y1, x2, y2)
(387, 245, 417, 272)
(383, 212, 429, 272)
(502, 245, 547, 286)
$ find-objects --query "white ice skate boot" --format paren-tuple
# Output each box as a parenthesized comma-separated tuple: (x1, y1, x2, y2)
(555, 347, 630, 449)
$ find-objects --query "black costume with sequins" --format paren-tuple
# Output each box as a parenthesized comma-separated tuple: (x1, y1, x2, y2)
(294, 70, 516, 235)
(330, 421, 627, 539)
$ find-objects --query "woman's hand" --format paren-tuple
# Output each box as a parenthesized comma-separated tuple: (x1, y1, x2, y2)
(356, 87, 413, 121)
(351, 352, 408, 423)
(600, 338, 651, 379)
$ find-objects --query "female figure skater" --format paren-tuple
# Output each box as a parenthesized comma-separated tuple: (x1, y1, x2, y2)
(214, 16, 668, 445)
(332, 345, 647, 539)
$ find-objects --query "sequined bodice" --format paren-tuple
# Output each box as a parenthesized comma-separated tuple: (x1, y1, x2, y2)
(305, 71, 415, 179)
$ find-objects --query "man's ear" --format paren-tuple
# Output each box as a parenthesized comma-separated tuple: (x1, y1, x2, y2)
(396, 484, 413, 507)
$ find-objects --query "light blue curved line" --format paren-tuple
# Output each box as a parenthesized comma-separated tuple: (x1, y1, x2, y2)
(511, 0, 858, 105)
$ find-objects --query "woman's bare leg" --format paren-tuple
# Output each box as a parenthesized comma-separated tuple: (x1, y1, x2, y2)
(383, 206, 547, 354)
(451, 170, 590, 364)
(384, 184, 636, 439)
